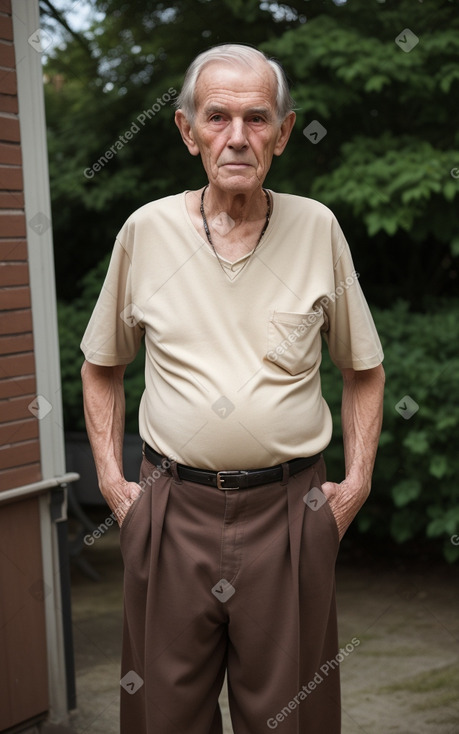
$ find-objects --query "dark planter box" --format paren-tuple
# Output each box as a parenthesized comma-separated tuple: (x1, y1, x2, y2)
(65, 432, 143, 506)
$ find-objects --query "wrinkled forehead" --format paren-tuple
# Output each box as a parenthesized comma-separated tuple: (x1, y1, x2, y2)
(194, 59, 278, 111)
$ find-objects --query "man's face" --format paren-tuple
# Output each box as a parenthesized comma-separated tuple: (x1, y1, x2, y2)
(176, 61, 295, 195)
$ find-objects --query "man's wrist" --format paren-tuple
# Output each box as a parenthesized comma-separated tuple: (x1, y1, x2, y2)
(344, 464, 372, 498)
(97, 467, 125, 494)
(98, 476, 130, 509)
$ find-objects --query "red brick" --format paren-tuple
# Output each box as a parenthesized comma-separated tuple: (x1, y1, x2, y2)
(0, 332, 33, 355)
(0, 191, 23, 208)
(0, 115, 19, 142)
(0, 240, 27, 261)
(0, 286, 31, 310)
(0, 377, 36, 401)
(0, 15, 13, 42)
(0, 68, 16, 96)
(0, 309, 33, 335)
(0, 142, 21, 165)
(0, 463, 41, 491)
(0, 394, 38, 424)
(0, 94, 17, 114)
(0, 352, 35, 378)
(0, 262, 29, 286)
(0, 41, 14, 68)
(0, 418, 38, 445)
(0, 440, 40, 470)
(0, 166, 22, 190)
(0, 212, 26, 236)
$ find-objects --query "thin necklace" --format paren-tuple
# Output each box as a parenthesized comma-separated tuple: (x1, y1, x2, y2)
(200, 185, 271, 279)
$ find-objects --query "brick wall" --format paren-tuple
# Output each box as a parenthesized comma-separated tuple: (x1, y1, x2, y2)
(0, 0, 41, 490)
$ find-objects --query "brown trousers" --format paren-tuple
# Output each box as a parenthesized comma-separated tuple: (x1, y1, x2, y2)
(120, 456, 341, 733)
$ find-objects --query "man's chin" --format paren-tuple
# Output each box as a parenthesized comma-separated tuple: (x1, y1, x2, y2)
(211, 172, 263, 193)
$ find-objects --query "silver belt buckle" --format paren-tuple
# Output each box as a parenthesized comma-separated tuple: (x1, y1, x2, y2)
(216, 470, 244, 490)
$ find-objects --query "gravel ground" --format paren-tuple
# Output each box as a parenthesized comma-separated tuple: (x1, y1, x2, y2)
(69, 522, 459, 734)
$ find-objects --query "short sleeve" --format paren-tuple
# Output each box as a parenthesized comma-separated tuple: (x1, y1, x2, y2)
(321, 219, 384, 370)
(80, 231, 144, 366)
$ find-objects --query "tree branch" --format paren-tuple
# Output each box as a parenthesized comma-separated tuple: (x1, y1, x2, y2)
(39, 0, 94, 57)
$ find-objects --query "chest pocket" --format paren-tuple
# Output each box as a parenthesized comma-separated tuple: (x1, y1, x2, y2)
(266, 308, 324, 376)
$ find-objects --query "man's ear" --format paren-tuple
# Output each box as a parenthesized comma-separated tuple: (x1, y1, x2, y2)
(273, 111, 296, 157)
(175, 110, 200, 157)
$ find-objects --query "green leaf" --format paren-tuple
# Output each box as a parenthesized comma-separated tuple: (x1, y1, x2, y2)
(364, 75, 391, 93)
(443, 181, 457, 202)
(426, 518, 447, 538)
(429, 455, 449, 480)
(403, 431, 429, 455)
(427, 513, 459, 539)
(443, 542, 459, 564)
(392, 479, 422, 508)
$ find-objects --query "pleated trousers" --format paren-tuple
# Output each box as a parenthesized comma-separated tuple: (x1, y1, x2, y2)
(120, 454, 341, 733)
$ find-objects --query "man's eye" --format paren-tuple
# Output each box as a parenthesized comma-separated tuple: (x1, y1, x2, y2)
(210, 114, 223, 122)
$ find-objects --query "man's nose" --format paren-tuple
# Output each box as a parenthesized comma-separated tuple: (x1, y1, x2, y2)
(227, 119, 249, 149)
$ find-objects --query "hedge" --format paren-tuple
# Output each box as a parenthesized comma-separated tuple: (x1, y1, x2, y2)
(58, 263, 459, 561)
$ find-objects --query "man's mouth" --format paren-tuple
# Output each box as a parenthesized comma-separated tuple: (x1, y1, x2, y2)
(221, 162, 252, 168)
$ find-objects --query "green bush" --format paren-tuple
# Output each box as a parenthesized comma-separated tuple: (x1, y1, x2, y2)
(321, 300, 459, 562)
(59, 262, 459, 561)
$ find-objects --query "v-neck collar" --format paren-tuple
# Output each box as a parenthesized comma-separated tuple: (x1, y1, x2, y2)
(181, 189, 279, 280)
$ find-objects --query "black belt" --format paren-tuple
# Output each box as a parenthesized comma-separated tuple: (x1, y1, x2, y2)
(143, 443, 321, 490)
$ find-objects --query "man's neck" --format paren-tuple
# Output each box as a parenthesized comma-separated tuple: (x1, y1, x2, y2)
(203, 184, 269, 225)
(185, 186, 272, 263)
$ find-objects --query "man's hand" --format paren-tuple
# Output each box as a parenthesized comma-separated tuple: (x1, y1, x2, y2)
(321, 479, 369, 541)
(102, 478, 144, 527)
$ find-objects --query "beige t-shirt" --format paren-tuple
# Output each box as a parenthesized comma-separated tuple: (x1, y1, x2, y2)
(81, 191, 383, 470)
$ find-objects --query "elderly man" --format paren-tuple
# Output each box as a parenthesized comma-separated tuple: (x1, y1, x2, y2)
(81, 44, 384, 734)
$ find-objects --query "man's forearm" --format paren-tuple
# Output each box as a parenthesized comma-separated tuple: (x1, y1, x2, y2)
(81, 360, 126, 487)
(341, 363, 385, 496)
(81, 361, 138, 517)
(321, 363, 385, 539)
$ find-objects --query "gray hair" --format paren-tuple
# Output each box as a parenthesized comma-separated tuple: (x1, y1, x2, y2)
(175, 43, 295, 124)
